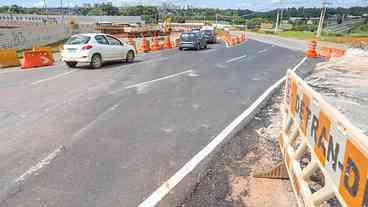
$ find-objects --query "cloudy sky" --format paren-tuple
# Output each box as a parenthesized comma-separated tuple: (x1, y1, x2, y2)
(1, 0, 367, 10)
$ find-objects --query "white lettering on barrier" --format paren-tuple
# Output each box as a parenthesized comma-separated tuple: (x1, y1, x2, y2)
(280, 70, 368, 207)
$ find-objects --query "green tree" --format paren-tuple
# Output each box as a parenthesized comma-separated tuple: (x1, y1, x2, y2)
(8, 5, 25, 14)
(87, 8, 106, 16)
(101, 4, 119, 16)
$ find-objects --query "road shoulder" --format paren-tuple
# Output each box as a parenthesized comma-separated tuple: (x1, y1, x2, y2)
(179, 89, 296, 207)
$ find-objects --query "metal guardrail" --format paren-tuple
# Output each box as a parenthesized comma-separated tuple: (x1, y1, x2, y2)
(324, 19, 364, 34)
(279, 70, 368, 207)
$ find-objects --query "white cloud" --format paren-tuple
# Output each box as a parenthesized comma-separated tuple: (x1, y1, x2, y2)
(32, 0, 46, 8)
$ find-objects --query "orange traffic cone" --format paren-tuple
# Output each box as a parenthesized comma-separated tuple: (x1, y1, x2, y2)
(163, 36, 172, 49)
(241, 33, 245, 42)
(146, 40, 151, 52)
(305, 40, 318, 58)
(128, 37, 136, 51)
(151, 36, 161, 51)
(236, 36, 240, 44)
(139, 37, 150, 53)
(231, 37, 237, 47)
(223, 36, 231, 47)
(175, 38, 180, 48)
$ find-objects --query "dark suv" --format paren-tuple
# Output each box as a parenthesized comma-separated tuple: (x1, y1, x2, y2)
(201, 30, 217, 44)
(179, 32, 207, 50)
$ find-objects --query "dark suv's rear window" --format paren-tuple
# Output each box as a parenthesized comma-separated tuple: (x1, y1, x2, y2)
(181, 33, 197, 41)
(203, 30, 214, 35)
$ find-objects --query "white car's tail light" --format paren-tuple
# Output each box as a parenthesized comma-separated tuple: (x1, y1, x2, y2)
(82, 45, 93, 50)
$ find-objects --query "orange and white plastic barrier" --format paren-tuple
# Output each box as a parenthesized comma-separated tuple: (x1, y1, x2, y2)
(21, 51, 54, 69)
(319, 47, 345, 60)
(305, 41, 345, 60)
(280, 70, 368, 207)
(32, 46, 54, 62)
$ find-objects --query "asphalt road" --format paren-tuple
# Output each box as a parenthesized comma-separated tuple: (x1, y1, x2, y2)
(0, 39, 304, 206)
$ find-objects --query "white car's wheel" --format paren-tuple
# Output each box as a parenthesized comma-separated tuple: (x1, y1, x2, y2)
(126, 50, 135, 63)
(90, 54, 102, 69)
(65, 61, 77, 68)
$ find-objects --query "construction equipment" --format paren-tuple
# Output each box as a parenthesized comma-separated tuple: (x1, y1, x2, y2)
(163, 16, 172, 34)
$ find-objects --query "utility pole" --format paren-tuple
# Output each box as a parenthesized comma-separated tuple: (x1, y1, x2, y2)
(44, 0, 48, 17)
(274, 0, 282, 33)
(317, 1, 329, 38)
(274, 8, 280, 33)
(216, 13, 218, 27)
(61, 0, 64, 24)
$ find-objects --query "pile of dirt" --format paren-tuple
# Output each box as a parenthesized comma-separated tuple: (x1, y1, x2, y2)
(334, 37, 368, 48)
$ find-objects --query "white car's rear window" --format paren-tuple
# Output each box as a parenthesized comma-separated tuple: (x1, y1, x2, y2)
(66, 35, 90, 45)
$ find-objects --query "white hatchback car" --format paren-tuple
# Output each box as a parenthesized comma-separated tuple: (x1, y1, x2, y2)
(62, 33, 136, 69)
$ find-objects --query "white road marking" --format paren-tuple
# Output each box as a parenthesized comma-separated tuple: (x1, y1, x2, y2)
(0, 66, 57, 74)
(125, 70, 193, 89)
(258, 49, 268, 54)
(15, 146, 65, 183)
(31, 70, 77, 85)
(138, 56, 308, 207)
(13, 98, 126, 187)
(225, 55, 247, 63)
(110, 69, 194, 94)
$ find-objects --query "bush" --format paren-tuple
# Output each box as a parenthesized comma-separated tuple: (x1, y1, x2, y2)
(292, 24, 317, 32)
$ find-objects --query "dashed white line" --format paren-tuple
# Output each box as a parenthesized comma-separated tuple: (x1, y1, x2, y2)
(258, 49, 268, 54)
(138, 56, 308, 207)
(225, 55, 248, 63)
(110, 69, 194, 94)
(15, 146, 65, 183)
(125, 69, 193, 89)
(13, 96, 126, 188)
(31, 70, 77, 85)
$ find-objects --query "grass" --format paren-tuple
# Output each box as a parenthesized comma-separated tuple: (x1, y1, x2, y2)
(350, 31, 368, 37)
(277, 31, 316, 40)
